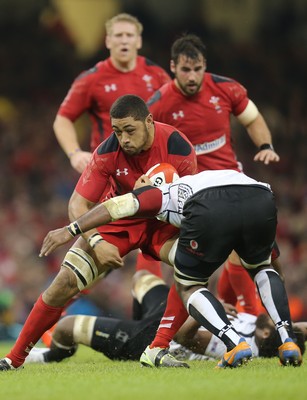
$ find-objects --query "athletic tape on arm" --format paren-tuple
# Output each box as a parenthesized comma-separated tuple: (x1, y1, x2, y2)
(236, 100, 259, 126)
(103, 193, 139, 220)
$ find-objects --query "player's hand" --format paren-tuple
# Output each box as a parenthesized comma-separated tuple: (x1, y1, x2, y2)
(39, 227, 72, 257)
(70, 151, 92, 174)
(133, 174, 152, 190)
(254, 149, 280, 165)
(222, 302, 238, 319)
(92, 241, 124, 269)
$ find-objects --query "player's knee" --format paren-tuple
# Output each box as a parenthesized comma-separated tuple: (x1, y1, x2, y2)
(43, 267, 79, 306)
(62, 248, 99, 290)
(132, 270, 165, 303)
(53, 316, 76, 347)
(73, 315, 97, 346)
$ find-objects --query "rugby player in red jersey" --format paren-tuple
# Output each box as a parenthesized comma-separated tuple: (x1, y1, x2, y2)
(54, 13, 170, 173)
(147, 34, 282, 319)
(0, 95, 197, 371)
(53, 12, 171, 288)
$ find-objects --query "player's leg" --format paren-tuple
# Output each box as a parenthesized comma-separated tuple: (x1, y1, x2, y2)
(238, 187, 302, 366)
(0, 238, 118, 371)
(222, 252, 260, 315)
(139, 237, 190, 368)
(135, 250, 163, 277)
(216, 261, 237, 306)
(249, 267, 302, 366)
(132, 252, 163, 319)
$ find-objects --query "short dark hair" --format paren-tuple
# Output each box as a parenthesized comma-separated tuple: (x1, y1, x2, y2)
(171, 34, 206, 64)
(257, 314, 306, 358)
(110, 94, 150, 121)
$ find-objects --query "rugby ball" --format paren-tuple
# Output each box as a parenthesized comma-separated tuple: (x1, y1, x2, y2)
(146, 163, 179, 187)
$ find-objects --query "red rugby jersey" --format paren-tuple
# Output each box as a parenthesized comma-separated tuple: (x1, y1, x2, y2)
(57, 56, 170, 151)
(76, 121, 197, 203)
(147, 73, 250, 171)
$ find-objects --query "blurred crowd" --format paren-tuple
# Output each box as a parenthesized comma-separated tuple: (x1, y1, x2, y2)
(0, 1, 306, 339)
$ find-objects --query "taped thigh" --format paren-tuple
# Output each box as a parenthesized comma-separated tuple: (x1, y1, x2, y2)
(62, 248, 99, 290)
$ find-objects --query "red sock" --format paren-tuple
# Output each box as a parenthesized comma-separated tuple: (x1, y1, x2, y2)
(227, 261, 259, 315)
(149, 284, 188, 348)
(6, 294, 64, 367)
(217, 263, 237, 305)
(135, 251, 163, 278)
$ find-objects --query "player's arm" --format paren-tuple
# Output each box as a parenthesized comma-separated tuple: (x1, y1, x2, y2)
(236, 100, 280, 165)
(53, 115, 92, 174)
(39, 184, 163, 256)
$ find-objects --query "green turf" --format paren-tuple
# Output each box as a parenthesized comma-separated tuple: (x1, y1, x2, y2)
(0, 342, 306, 400)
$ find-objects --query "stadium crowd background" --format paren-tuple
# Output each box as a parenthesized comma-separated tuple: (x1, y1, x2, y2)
(0, 0, 306, 339)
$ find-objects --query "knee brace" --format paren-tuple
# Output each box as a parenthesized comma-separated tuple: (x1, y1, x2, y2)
(62, 248, 99, 290)
(73, 315, 97, 346)
(132, 273, 165, 303)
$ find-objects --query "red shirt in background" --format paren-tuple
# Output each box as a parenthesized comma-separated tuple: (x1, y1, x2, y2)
(58, 56, 171, 151)
(147, 73, 249, 172)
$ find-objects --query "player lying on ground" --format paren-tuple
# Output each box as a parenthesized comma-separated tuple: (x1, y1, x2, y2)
(25, 270, 306, 364)
(38, 168, 303, 368)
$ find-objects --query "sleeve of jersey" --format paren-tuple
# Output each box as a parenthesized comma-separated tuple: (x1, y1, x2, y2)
(75, 152, 111, 203)
(57, 74, 93, 121)
(132, 186, 163, 218)
(168, 133, 198, 177)
(226, 80, 249, 116)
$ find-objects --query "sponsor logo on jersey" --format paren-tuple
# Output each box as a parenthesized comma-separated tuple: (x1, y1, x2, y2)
(116, 168, 129, 176)
(190, 240, 198, 250)
(194, 134, 226, 155)
(177, 184, 193, 213)
(209, 96, 222, 113)
(172, 110, 185, 120)
(105, 83, 117, 92)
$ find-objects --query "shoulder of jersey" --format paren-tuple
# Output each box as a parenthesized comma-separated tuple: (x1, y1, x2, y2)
(209, 72, 235, 84)
(97, 134, 119, 155)
(154, 123, 193, 157)
(76, 60, 108, 82)
(147, 82, 172, 106)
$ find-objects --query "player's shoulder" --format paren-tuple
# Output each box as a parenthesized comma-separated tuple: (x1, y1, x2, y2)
(75, 60, 106, 82)
(206, 72, 247, 96)
(147, 81, 172, 107)
(155, 122, 193, 156)
(96, 133, 119, 155)
(138, 56, 170, 78)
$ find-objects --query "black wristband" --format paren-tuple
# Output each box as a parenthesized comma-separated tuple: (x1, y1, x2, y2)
(67, 221, 82, 237)
(259, 143, 274, 151)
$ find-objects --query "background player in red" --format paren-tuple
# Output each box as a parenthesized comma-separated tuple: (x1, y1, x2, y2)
(53, 13, 170, 173)
(0, 95, 197, 371)
(53, 12, 171, 283)
(147, 34, 281, 318)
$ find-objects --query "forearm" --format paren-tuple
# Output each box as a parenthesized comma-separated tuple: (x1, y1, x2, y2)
(245, 113, 273, 147)
(70, 203, 112, 235)
(53, 114, 81, 157)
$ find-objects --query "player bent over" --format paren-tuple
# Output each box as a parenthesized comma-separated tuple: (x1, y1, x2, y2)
(36, 169, 302, 368)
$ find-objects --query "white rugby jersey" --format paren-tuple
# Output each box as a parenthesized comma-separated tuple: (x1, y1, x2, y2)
(155, 169, 270, 227)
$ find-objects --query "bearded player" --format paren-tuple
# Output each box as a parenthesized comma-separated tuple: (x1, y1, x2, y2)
(147, 33, 282, 319)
